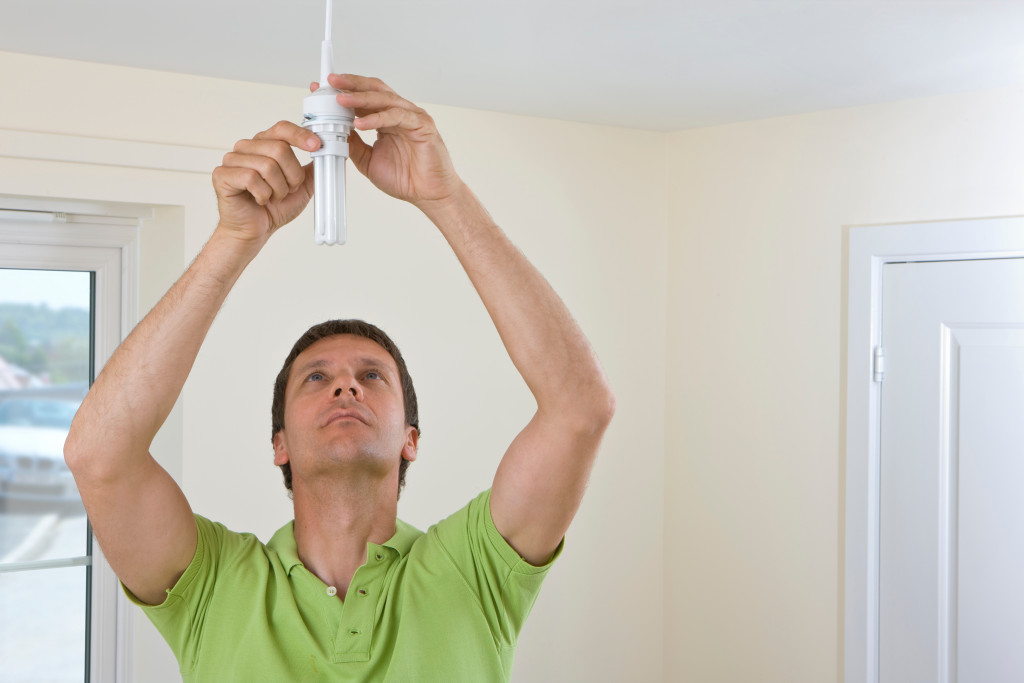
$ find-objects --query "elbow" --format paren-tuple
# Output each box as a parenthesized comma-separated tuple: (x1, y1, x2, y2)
(583, 362, 616, 422)
(561, 378, 616, 436)
(580, 357, 616, 429)
(567, 387, 615, 447)
(603, 386, 617, 422)
(64, 427, 118, 486)
(63, 413, 106, 477)
(64, 412, 149, 484)
(533, 364, 616, 434)
(593, 382, 616, 430)
(63, 421, 87, 472)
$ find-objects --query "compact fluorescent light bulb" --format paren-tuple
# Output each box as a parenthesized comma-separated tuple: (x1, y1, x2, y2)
(303, 0, 354, 245)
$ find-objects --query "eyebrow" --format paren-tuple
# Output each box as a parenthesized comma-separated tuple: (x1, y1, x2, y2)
(292, 358, 330, 380)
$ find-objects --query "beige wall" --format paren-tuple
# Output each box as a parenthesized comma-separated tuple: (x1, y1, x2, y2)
(7, 47, 1024, 683)
(0, 51, 667, 682)
(665, 88, 1024, 681)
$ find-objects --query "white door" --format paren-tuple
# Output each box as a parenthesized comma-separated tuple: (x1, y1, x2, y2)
(879, 257, 1024, 683)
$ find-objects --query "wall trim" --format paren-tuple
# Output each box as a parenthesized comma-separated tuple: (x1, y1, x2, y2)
(0, 127, 223, 174)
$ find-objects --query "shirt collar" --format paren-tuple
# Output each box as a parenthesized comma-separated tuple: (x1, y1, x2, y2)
(268, 518, 423, 576)
(384, 518, 421, 556)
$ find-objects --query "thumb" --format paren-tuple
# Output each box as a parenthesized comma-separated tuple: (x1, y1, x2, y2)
(347, 129, 371, 177)
(302, 161, 316, 194)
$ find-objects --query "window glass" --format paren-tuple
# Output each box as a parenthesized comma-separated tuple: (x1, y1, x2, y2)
(0, 268, 91, 681)
(0, 565, 88, 681)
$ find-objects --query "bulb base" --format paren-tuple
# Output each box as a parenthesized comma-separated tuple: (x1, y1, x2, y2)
(303, 87, 353, 246)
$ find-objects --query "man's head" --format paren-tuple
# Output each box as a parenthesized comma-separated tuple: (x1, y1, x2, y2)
(271, 320, 419, 497)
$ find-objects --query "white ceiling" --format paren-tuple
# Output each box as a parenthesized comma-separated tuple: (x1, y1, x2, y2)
(3, 0, 1024, 131)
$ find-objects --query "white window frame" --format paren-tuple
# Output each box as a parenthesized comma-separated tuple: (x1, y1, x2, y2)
(843, 214, 1024, 683)
(0, 203, 144, 683)
(2, 125, 214, 682)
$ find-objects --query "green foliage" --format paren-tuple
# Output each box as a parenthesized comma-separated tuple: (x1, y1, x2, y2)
(0, 303, 90, 383)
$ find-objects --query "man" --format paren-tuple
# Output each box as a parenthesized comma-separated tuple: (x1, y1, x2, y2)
(64, 74, 615, 681)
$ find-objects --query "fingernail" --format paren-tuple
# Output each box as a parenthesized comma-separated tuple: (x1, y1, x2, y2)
(306, 137, 319, 150)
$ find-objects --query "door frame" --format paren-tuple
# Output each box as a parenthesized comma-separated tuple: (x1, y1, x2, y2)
(844, 215, 1024, 683)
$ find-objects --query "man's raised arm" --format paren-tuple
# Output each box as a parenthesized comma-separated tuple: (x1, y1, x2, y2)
(329, 74, 616, 565)
(423, 187, 616, 564)
(64, 122, 321, 604)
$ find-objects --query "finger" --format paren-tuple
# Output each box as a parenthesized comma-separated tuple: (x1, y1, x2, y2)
(355, 106, 434, 138)
(272, 162, 317, 220)
(336, 90, 421, 119)
(230, 139, 307, 192)
(327, 73, 396, 95)
(213, 166, 275, 206)
(253, 120, 320, 153)
(220, 152, 294, 203)
(310, 81, 319, 93)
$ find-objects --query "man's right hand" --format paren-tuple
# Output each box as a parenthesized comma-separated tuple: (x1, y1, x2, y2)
(212, 121, 322, 243)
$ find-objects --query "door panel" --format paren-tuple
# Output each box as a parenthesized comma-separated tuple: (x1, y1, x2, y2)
(879, 258, 1024, 683)
(957, 341, 1024, 681)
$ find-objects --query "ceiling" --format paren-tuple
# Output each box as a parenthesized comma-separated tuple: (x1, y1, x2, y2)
(3, 0, 1024, 131)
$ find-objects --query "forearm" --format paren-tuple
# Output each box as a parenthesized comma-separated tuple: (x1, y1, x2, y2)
(65, 228, 263, 478)
(419, 184, 615, 425)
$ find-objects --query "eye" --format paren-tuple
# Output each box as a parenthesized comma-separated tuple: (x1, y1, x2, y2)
(307, 371, 326, 382)
(364, 371, 382, 381)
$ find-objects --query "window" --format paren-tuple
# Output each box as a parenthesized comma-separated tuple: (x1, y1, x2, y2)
(0, 203, 141, 682)
(0, 268, 91, 680)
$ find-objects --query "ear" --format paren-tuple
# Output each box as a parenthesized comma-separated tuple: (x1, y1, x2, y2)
(401, 426, 419, 463)
(273, 430, 290, 467)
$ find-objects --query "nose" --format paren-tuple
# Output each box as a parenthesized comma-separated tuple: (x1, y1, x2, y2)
(333, 381, 361, 400)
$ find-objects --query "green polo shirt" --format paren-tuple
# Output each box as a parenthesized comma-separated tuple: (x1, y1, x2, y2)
(125, 489, 559, 682)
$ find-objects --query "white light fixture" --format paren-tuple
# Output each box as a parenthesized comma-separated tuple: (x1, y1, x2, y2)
(302, 0, 354, 245)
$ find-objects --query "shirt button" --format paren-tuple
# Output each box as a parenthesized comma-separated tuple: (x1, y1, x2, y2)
(326, 586, 337, 597)
(375, 553, 384, 561)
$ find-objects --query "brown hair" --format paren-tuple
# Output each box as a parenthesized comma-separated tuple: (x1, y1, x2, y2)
(271, 320, 419, 497)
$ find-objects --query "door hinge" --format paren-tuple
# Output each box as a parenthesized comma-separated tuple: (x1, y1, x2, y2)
(873, 346, 886, 382)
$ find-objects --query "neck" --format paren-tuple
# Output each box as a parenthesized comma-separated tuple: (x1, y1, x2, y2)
(291, 473, 399, 600)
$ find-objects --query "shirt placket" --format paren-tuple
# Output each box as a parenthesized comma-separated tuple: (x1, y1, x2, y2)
(332, 542, 392, 663)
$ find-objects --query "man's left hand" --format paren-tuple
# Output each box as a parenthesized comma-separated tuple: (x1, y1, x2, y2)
(312, 74, 464, 210)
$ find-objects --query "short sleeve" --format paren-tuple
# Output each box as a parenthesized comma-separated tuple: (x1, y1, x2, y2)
(429, 489, 563, 647)
(120, 514, 225, 676)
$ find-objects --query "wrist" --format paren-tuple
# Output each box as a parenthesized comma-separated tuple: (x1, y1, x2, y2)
(200, 224, 268, 284)
(211, 222, 270, 260)
(415, 182, 491, 231)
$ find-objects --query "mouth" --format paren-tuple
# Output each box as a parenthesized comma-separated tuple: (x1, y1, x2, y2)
(322, 410, 369, 427)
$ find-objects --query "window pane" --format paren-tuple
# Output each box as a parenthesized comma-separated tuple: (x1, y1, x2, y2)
(0, 268, 91, 681)
(0, 565, 88, 681)
(0, 269, 89, 561)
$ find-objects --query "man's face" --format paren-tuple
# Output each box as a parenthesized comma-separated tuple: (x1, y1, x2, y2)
(272, 334, 417, 489)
